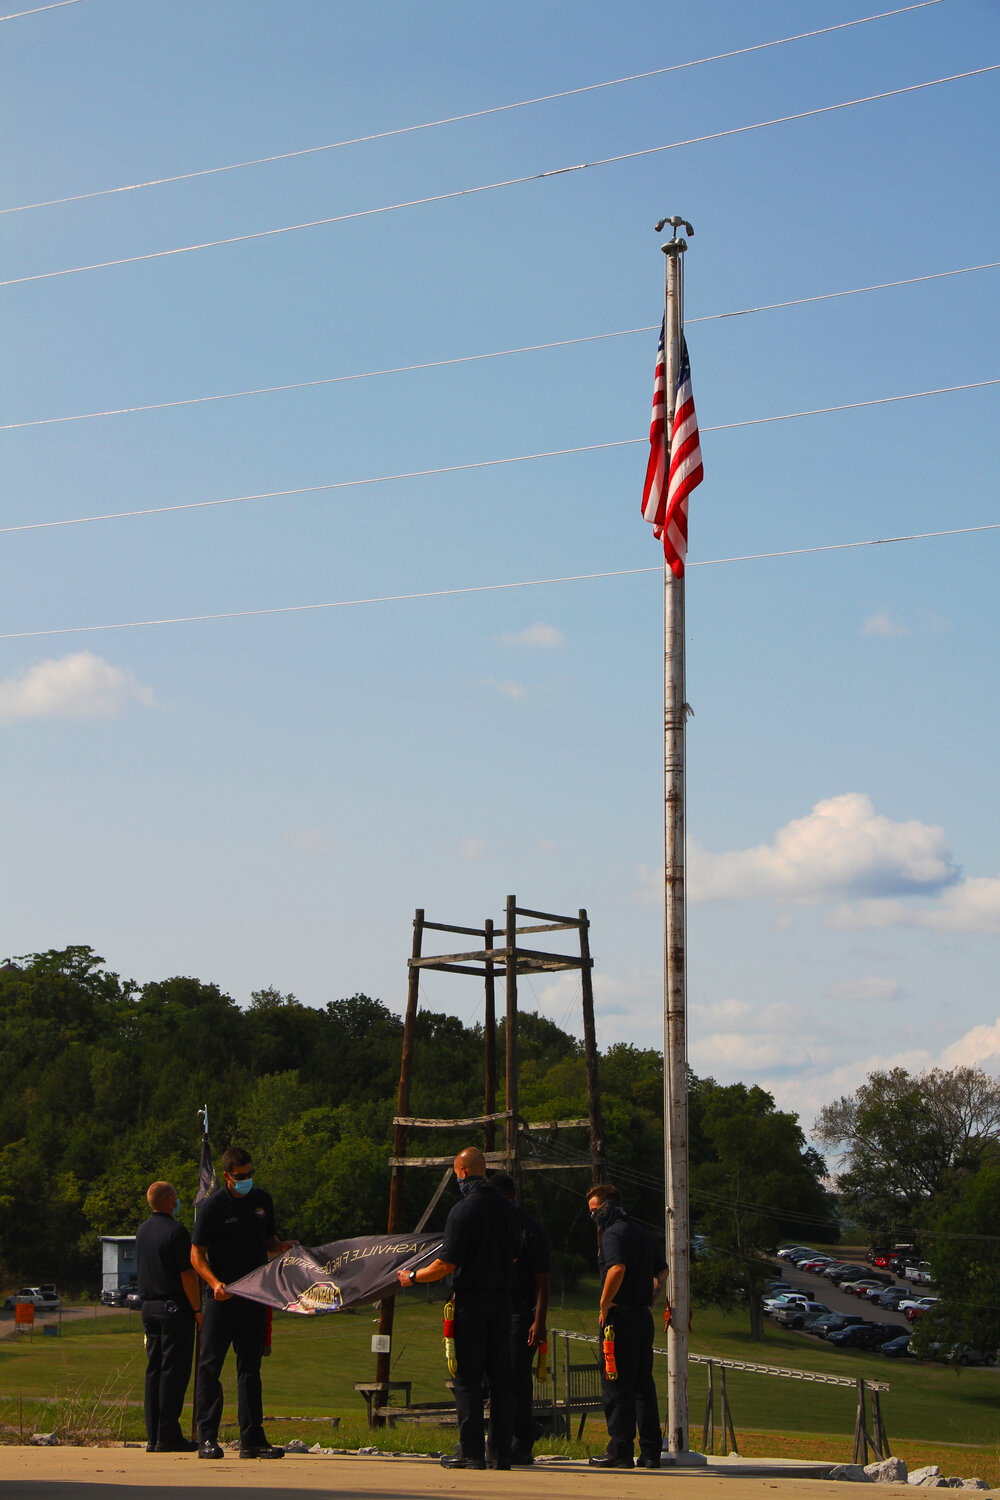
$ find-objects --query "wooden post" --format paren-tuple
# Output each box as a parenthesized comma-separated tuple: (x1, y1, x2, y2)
(720, 1365, 738, 1455)
(852, 1378, 868, 1465)
(871, 1387, 890, 1458)
(578, 909, 605, 1183)
(375, 907, 425, 1416)
(505, 894, 519, 1187)
(701, 1361, 714, 1454)
(484, 918, 497, 1154)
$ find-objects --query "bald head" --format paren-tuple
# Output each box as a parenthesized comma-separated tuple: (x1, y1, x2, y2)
(453, 1147, 486, 1179)
(147, 1181, 176, 1212)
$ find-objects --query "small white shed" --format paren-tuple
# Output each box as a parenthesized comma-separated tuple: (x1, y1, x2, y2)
(100, 1235, 137, 1294)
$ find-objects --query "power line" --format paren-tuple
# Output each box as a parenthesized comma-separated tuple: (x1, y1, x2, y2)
(3, 261, 996, 434)
(3, 65, 995, 290)
(2, 523, 997, 642)
(0, 2, 944, 214)
(2, 378, 995, 535)
(0, 0, 82, 18)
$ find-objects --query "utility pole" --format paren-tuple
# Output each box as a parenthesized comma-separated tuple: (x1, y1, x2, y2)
(658, 214, 694, 1459)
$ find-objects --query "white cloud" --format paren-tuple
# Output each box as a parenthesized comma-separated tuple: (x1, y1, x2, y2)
(862, 611, 907, 637)
(830, 876, 1000, 936)
(0, 652, 154, 724)
(285, 829, 332, 855)
(457, 837, 489, 861)
(685, 794, 957, 904)
(497, 622, 565, 648)
(827, 976, 904, 1002)
(490, 678, 526, 699)
(942, 1018, 1000, 1071)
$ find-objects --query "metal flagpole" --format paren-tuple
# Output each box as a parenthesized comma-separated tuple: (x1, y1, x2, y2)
(659, 216, 693, 1458)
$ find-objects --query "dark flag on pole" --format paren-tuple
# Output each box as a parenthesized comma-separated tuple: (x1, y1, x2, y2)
(226, 1232, 444, 1314)
(194, 1106, 217, 1211)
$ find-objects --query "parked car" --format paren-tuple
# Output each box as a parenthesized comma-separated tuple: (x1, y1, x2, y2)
(772, 1301, 830, 1330)
(874, 1287, 911, 1310)
(880, 1335, 914, 1359)
(763, 1293, 811, 1313)
(777, 1246, 809, 1262)
(947, 1344, 997, 1367)
(867, 1246, 892, 1268)
(798, 1257, 836, 1274)
(808, 1312, 865, 1339)
(827, 1322, 896, 1351)
(905, 1261, 934, 1285)
(841, 1279, 888, 1297)
(904, 1298, 940, 1321)
(3, 1286, 61, 1313)
(101, 1278, 138, 1307)
(825, 1264, 871, 1285)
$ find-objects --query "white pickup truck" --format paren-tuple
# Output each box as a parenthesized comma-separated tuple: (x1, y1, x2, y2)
(905, 1261, 933, 1285)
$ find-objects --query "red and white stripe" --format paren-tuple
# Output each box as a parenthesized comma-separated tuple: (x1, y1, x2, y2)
(640, 323, 667, 532)
(661, 350, 703, 579)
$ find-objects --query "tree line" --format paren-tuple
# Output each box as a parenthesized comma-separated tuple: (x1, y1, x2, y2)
(1, 946, 840, 1339)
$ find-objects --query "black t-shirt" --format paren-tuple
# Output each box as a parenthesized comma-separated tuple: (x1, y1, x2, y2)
(192, 1185, 276, 1285)
(136, 1212, 192, 1302)
(512, 1207, 551, 1312)
(597, 1209, 657, 1308)
(440, 1179, 520, 1293)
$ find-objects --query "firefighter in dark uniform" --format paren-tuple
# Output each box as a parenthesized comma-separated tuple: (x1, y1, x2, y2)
(136, 1180, 202, 1452)
(491, 1171, 550, 1466)
(397, 1146, 520, 1470)
(587, 1182, 665, 1469)
(190, 1146, 295, 1460)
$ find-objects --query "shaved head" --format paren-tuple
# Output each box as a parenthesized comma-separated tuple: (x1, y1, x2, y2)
(147, 1181, 176, 1211)
(453, 1147, 486, 1178)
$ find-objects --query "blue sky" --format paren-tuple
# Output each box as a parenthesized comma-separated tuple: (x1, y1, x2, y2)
(2, 0, 998, 1136)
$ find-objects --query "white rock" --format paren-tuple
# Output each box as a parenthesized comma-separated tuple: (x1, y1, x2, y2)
(865, 1458, 909, 1484)
(283, 1439, 309, 1453)
(829, 1464, 874, 1482)
(29, 1433, 60, 1447)
(909, 1468, 943, 1486)
(958, 1480, 989, 1490)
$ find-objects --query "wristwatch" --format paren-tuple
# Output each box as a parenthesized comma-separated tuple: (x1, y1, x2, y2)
(408, 1269, 418, 1285)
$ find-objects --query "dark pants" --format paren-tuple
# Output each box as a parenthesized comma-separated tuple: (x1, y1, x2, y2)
(196, 1295, 268, 1447)
(141, 1302, 196, 1448)
(510, 1307, 537, 1456)
(453, 1290, 513, 1465)
(600, 1306, 661, 1462)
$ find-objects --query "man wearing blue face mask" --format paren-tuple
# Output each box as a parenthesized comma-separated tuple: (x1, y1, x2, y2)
(136, 1180, 203, 1453)
(191, 1147, 294, 1461)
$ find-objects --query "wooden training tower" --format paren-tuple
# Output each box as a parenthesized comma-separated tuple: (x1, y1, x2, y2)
(371, 895, 606, 1413)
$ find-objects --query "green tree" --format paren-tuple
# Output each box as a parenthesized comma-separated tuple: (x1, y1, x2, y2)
(691, 1079, 837, 1341)
(910, 1152, 1000, 1361)
(814, 1066, 1000, 1237)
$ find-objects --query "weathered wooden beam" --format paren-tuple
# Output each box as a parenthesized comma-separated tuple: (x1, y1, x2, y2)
(515, 904, 578, 925)
(388, 1153, 509, 1168)
(422, 921, 488, 938)
(522, 1160, 592, 1171)
(408, 961, 489, 977)
(393, 1111, 513, 1129)
(525, 1119, 590, 1132)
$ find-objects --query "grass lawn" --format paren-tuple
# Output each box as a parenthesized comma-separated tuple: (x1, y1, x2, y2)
(1, 1284, 998, 1483)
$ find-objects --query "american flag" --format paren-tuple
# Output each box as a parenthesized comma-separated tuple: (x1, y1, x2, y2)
(641, 322, 703, 578)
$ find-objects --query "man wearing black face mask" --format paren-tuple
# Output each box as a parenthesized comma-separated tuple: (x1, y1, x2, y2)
(587, 1183, 666, 1470)
(190, 1146, 295, 1462)
(396, 1146, 520, 1470)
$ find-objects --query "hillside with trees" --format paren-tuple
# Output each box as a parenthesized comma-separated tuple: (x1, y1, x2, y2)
(1, 946, 836, 1343)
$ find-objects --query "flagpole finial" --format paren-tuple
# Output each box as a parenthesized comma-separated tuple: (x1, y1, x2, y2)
(654, 214, 694, 238)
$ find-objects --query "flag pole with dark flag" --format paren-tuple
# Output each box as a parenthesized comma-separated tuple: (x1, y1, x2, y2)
(642, 216, 703, 1460)
(189, 1105, 217, 1440)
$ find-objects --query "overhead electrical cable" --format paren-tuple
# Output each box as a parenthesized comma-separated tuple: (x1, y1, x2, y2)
(0, 1, 945, 214)
(2, 378, 995, 535)
(2, 523, 997, 641)
(3, 65, 995, 290)
(0, 0, 82, 17)
(3, 260, 995, 433)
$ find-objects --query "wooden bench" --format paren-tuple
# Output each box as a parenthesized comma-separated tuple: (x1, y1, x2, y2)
(354, 1381, 412, 1427)
(538, 1360, 603, 1440)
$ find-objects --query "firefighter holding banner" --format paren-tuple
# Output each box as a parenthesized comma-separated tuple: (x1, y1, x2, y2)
(190, 1147, 294, 1461)
(397, 1146, 520, 1470)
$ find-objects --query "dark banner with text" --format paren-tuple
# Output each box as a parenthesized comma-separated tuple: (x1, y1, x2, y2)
(226, 1232, 443, 1314)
